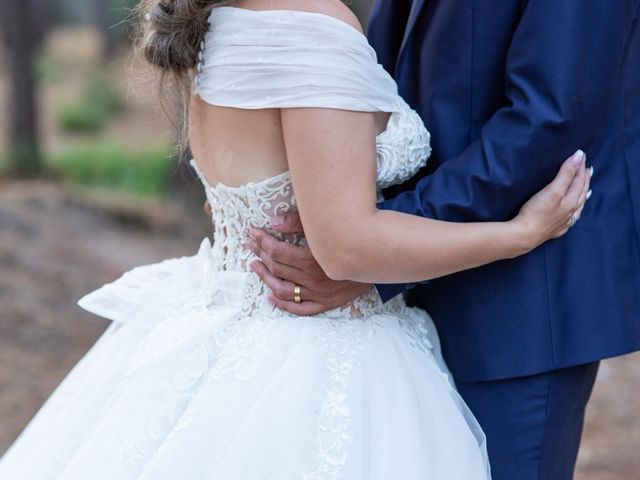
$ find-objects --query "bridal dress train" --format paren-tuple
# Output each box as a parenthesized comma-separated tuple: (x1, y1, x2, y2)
(0, 8, 491, 480)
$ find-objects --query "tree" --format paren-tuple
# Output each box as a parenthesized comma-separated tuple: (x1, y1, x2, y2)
(1, 0, 57, 176)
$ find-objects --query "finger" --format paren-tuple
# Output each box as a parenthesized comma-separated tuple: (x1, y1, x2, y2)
(572, 184, 592, 221)
(575, 166, 592, 209)
(269, 295, 326, 316)
(250, 260, 295, 301)
(552, 150, 586, 196)
(250, 260, 314, 302)
(562, 159, 587, 210)
(573, 203, 586, 221)
(270, 211, 304, 235)
(250, 229, 313, 267)
(203, 200, 212, 216)
(251, 246, 310, 286)
(553, 227, 570, 239)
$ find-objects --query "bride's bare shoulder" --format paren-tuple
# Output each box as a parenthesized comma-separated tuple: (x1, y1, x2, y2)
(236, 0, 364, 34)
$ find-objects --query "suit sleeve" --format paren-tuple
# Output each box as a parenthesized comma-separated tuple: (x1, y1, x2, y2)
(376, 0, 634, 301)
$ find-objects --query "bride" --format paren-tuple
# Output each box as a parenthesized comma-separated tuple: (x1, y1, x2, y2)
(0, 0, 591, 478)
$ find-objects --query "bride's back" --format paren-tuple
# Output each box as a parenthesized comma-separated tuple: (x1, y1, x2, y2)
(189, 101, 288, 188)
(188, 0, 369, 188)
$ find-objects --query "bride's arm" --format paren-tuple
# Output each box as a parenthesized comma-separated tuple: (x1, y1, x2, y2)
(281, 107, 589, 284)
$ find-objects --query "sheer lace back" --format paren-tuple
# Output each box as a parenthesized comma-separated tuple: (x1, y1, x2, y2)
(190, 163, 299, 272)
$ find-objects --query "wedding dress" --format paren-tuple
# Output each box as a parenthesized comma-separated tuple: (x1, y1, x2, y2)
(0, 7, 491, 479)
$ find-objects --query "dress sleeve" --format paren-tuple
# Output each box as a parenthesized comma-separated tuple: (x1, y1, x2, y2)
(194, 7, 400, 113)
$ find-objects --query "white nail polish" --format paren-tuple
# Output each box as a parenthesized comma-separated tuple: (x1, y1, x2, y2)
(586, 190, 593, 200)
(590, 166, 594, 177)
(572, 149, 586, 165)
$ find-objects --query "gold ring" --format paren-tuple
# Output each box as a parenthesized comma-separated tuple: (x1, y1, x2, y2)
(293, 284, 302, 304)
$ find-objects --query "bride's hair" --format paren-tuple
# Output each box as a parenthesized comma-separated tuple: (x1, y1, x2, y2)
(138, 0, 232, 74)
(135, 0, 233, 153)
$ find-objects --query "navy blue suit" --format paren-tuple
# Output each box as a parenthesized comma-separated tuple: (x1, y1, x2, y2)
(369, 0, 640, 478)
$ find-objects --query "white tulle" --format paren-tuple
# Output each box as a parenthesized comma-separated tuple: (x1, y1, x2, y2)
(0, 7, 490, 480)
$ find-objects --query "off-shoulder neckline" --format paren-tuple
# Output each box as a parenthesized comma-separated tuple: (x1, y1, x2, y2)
(213, 6, 367, 40)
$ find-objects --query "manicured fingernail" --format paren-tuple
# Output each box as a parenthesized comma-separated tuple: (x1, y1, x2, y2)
(271, 216, 284, 227)
(572, 149, 586, 165)
(586, 190, 593, 200)
(589, 166, 594, 177)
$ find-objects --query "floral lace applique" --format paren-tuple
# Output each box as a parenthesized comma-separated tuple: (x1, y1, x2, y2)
(302, 317, 373, 480)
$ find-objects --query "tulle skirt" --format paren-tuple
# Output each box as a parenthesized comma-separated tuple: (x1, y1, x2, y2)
(0, 239, 491, 479)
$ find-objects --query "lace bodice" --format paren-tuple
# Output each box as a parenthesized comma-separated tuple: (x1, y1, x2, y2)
(190, 7, 432, 316)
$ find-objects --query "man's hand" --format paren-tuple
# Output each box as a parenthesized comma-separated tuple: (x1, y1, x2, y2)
(247, 211, 371, 316)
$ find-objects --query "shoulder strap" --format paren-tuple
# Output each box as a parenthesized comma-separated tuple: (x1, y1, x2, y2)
(194, 7, 400, 113)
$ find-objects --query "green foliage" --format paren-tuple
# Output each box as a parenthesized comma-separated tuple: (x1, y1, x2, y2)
(36, 52, 63, 83)
(57, 72, 125, 133)
(0, 151, 8, 175)
(58, 104, 111, 133)
(52, 142, 175, 197)
(6, 142, 45, 177)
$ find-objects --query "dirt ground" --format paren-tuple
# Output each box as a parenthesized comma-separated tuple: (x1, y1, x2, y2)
(0, 182, 638, 478)
(0, 180, 210, 453)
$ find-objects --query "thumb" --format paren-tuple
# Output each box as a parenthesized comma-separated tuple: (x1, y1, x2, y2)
(270, 210, 304, 234)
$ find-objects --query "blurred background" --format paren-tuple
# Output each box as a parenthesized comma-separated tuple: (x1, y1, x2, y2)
(0, 1, 638, 478)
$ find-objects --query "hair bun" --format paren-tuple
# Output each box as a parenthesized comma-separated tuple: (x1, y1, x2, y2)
(140, 0, 218, 73)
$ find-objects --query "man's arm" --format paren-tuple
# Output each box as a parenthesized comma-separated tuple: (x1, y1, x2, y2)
(377, 0, 633, 299)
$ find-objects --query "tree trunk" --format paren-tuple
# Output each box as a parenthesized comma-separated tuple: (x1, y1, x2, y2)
(1, 0, 56, 177)
(2, 0, 41, 175)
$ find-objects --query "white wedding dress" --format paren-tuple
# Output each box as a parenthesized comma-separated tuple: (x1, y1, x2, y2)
(0, 7, 491, 480)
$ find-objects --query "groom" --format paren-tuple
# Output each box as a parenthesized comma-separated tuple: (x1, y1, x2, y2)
(248, 1, 640, 479)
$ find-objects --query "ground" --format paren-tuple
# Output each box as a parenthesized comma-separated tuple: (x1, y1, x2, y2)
(0, 182, 638, 478)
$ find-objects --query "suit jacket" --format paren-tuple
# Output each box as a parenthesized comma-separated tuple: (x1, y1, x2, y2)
(371, 0, 640, 381)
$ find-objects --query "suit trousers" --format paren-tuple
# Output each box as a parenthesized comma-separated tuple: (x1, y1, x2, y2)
(455, 362, 600, 480)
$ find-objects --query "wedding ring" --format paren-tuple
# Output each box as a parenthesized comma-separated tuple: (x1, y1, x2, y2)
(293, 284, 302, 303)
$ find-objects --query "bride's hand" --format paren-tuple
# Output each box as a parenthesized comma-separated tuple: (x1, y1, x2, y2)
(513, 149, 592, 253)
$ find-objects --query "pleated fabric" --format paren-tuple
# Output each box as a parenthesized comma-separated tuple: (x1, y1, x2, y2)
(195, 7, 400, 112)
